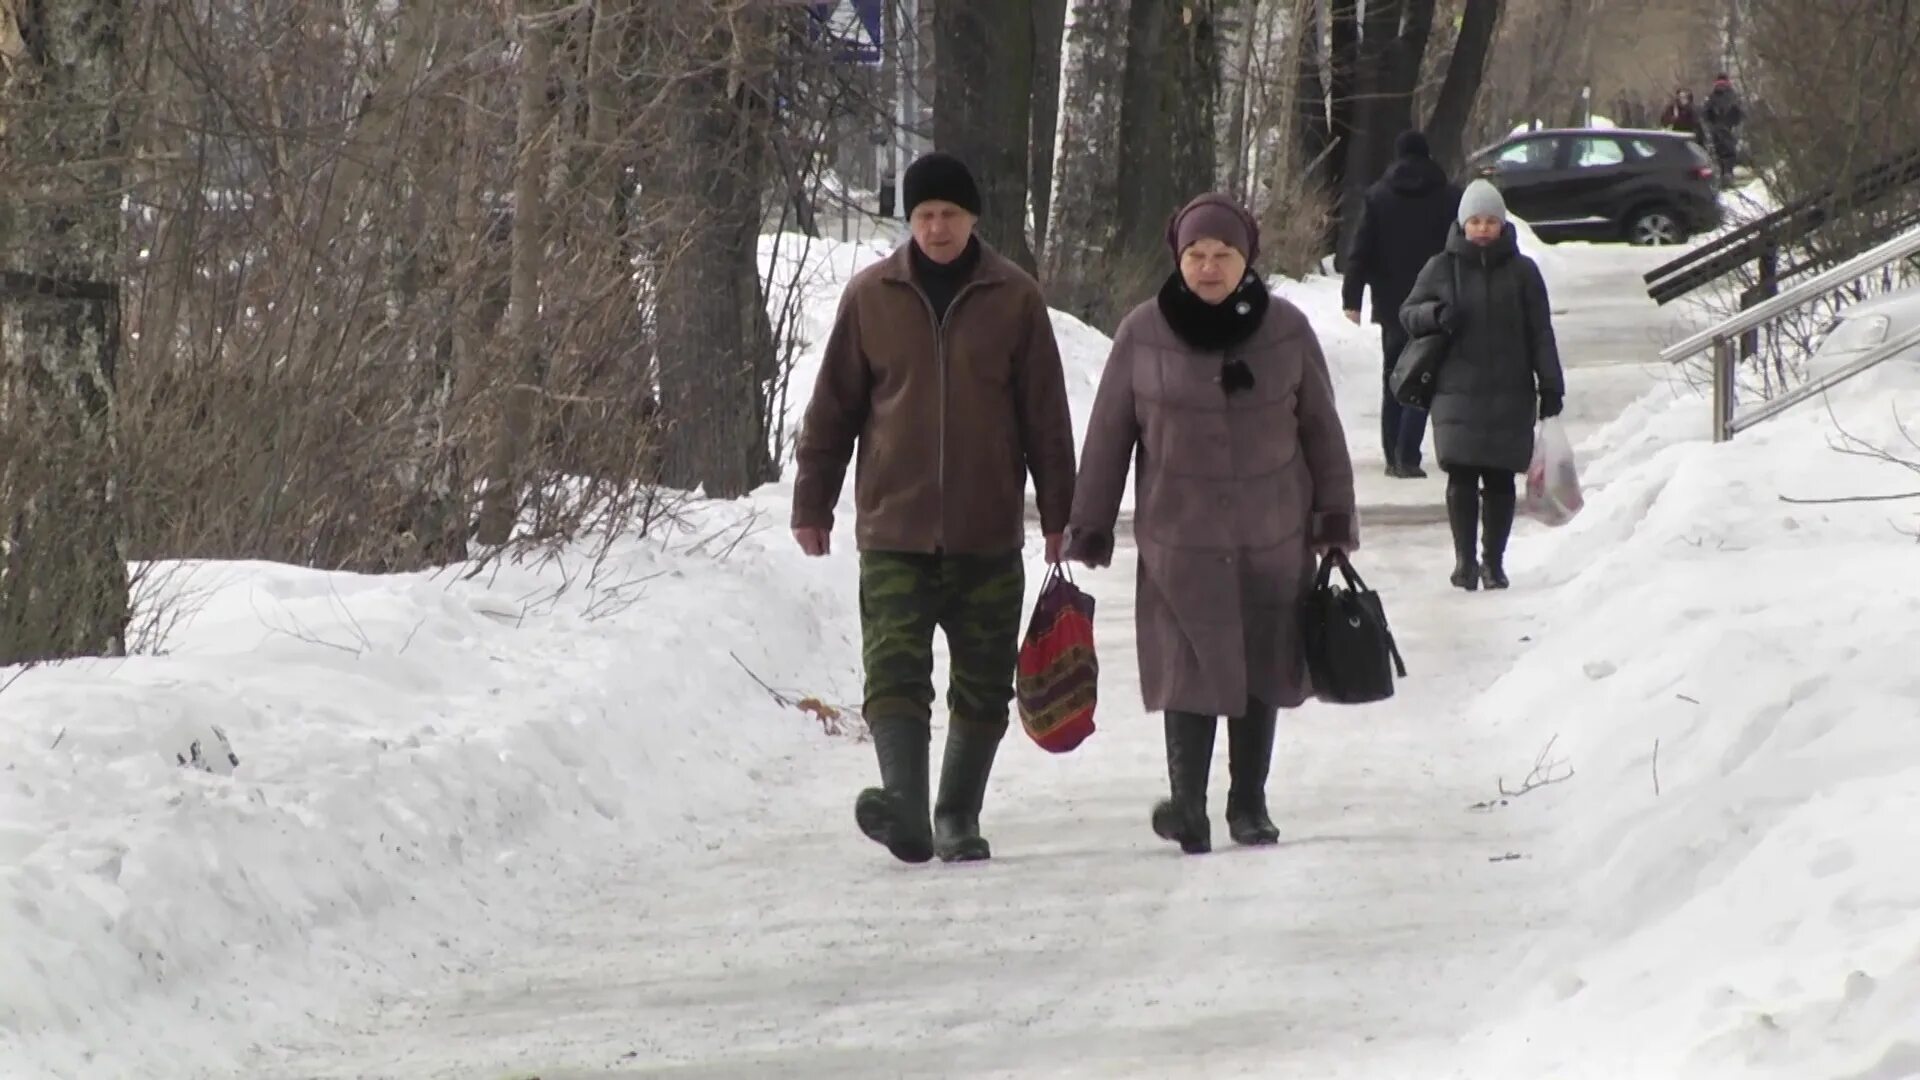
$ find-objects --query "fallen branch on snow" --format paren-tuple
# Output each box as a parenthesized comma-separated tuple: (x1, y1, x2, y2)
(1500, 734, 1576, 797)
(1470, 734, 1576, 811)
(1778, 490, 1920, 505)
(729, 651, 867, 739)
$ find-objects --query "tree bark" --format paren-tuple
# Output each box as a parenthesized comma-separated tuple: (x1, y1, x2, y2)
(1117, 0, 1221, 264)
(477, 1, 557, 546)
(1425, 0, 1502, 173)
(1224, 0, 1262, 203)
(1377, 0, 1438, 143)
(650, 9, 778, 499)
(1029, 0, 1069, 262)
(1292, 0, 1330, 183)
(0, 0, 132, 664)
(933, 0, 1038, 272)
(1335, 0, 1404, 253)
(1047, 0, 1130, 308)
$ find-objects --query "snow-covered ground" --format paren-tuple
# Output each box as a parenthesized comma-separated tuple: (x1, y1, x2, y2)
(1464, 353, 1920, 1080)
(4, 226, 1916, 1080)
(0, 506, 871, 1077)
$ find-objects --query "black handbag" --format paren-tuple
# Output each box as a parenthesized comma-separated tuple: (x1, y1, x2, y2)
(1302, 551, 1407, 705)
(1390, 333, 1447, 409)
(1390, 259, 1460, 410)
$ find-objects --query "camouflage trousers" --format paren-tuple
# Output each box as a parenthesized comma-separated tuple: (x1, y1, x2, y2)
(859, 550, 1026, 728)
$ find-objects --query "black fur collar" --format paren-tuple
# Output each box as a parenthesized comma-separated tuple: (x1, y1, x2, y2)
(1156, 270, 1270, 354)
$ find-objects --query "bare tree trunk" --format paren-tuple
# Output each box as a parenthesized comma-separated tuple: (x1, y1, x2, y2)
(0, 0, 132, 664)
(1336, 0, 1406, 254)
(1316, 0, 1360, 257)
(1376, 0, 1438, 142)
(1117, 0, 1221, 262)
(1047, 0, 1131, 312)
(933, 0, 1038, 271)
(1029, 0, 1069, 262)
(1426, 0, 1502, 173)
(1225, 0, 1263, 203)
(478, 1, 557, 546)
(651, 9, 778, 498)
(1292, 0, 1330, 181)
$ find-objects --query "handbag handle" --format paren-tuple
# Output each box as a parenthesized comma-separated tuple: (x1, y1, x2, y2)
(1316, 549, 1371, 593)
(1312, 550, 1408, 678)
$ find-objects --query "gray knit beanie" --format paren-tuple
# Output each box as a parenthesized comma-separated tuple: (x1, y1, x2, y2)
(1458, 179, 1508, 225)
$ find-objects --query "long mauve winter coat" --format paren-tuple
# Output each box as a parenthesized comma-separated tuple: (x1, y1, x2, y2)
(1066, 292, 1358, 717)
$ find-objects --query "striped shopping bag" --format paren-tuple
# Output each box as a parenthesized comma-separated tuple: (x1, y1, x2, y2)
(1016, 565, 1098, 753)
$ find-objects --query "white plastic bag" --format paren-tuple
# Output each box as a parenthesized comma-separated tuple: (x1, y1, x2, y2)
(1521, 418, 1584, 526)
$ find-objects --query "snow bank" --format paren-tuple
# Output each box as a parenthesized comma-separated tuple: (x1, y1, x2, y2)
(0, 499, 864, 1077)
(1468, 364, 1920, 1079)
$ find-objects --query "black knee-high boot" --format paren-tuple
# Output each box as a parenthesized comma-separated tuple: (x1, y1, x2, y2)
(1445, 470, 1481, 591)
(1152, 712, 1216, 855)
(1225, 703, 1281, 846)
(1481, 475, 1516, 590)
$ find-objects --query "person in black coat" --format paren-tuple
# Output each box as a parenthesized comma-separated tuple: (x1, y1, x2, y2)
(1343, 130, 1464, 480)
(1400, 180, 1565, 592)
(1703, 74, 1745, 187)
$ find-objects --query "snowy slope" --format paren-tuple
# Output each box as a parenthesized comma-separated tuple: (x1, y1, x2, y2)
(1463, 363, 1920, 1079)
(0, 503, 867, 1077)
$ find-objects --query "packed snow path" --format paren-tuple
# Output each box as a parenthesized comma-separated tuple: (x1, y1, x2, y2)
(257, 248, 1699, 1079)
(274, 532, 1560, 1080)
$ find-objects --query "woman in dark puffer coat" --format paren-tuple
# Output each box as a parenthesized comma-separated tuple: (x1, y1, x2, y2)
(1400, 179, 1565, 591)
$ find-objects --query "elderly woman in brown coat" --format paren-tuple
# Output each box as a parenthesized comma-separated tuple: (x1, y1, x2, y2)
(1064, 193, 1358, 855)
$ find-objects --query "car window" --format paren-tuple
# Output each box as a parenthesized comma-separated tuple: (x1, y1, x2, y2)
(1571, 137, 1626, 168)
(1495, 138, 1559, 171)
(1628, 139, 1664, 160)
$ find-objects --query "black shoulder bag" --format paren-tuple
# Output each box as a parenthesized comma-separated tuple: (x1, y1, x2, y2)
(1302, 551, 1407, 705)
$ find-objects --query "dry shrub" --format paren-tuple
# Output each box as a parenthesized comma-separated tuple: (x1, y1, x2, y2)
(1257, 165, 1337, 281)
(1744, 0, 1920, 249)
(2, 0, 885, 662)
(110, 2, 670, 577)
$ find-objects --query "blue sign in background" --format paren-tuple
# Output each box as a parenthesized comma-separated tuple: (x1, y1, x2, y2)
(807, 0, 886, 62)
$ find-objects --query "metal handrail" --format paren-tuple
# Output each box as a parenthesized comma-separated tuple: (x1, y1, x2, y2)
(1659, 223, 1920, 365)
(1644, 145, 1920, 304)
(1728, 321, 1920, 436)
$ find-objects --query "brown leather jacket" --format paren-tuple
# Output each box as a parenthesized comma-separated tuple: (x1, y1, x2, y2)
(791, 241, 1077, 554)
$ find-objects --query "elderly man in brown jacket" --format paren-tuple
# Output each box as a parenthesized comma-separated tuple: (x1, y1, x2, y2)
(791, 151, 1078, 866)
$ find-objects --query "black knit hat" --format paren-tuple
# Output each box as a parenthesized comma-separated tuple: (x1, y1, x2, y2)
(1395, 130, 1432, 159)
(902, 151, 983, 216)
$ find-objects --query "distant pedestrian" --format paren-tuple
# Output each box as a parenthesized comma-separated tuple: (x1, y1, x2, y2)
(1400, 180, 1565, 592)
(1659, 88, 1707, 146)
(1342, 130, 1463, 480)
(1702, 74, 1745, 187)
(791, 151, 1078, 865)
(1067, 192, 1358, 855)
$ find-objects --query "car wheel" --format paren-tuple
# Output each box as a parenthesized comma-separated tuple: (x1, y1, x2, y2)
(1628, 207, 1687, 246)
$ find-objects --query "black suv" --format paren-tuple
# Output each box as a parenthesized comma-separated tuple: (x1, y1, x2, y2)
(1465, 128, 1724, 245)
